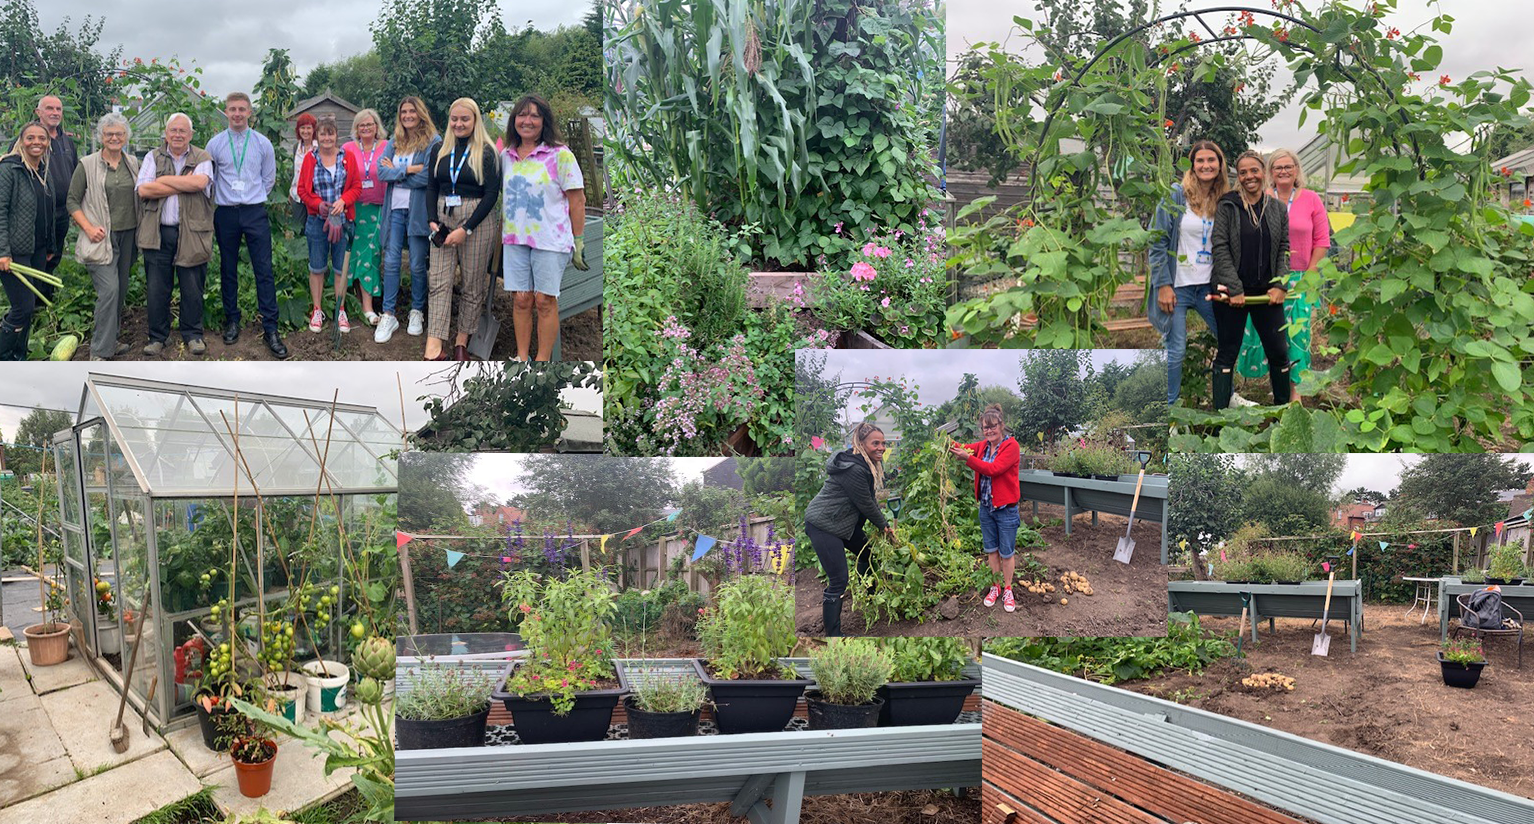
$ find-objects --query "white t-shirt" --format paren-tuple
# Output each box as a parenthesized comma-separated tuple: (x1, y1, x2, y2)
(389, 154, 412, 210)
(1174, 208, 1214, 287)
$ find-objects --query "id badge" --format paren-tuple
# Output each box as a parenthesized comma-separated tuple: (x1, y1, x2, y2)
(445, 195, 463, 208)
(230, 179, 246, 194)
(362, 180, 375, 189)
(1196, 250, 1212, 265)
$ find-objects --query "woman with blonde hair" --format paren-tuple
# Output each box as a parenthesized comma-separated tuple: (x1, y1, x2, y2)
(0, 121, 55, 360)
(1209, 150, 1290, 409)
(949, 403, 1022, 612)
(803, 421, 895, 636)
(1149, 139, 1229, 404)
(342, 107, 389, 326)
(375, 95, 440, 342)
(1233, 147, 1329, 401)
(423, 97, 500, 360)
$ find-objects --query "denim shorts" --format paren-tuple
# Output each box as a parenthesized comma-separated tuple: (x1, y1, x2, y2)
(305, 214, 348, 273)
(503, 244, 571, 298)
(979, 503, 1020, 559)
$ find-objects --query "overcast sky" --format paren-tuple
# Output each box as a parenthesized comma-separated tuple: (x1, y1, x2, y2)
(803, 349, 1150, 419)
(1238, 453, 1534, 498)
(40, 0, 591, 105)
(947, 0, 1532, 154)
(0, 361, 601, 442)
(456, 453, 721, 505)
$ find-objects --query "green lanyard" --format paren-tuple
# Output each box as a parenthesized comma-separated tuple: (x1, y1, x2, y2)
(229, 129, 252, 177)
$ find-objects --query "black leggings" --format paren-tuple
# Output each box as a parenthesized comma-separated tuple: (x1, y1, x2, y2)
(805, 520, 872, 602)
(1212, 300, 1290, 408)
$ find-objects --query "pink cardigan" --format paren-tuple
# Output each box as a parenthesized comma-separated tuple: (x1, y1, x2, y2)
(1282, 187, 1330, 272)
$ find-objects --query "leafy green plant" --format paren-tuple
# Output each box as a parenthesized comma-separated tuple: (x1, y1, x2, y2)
(630, 676, 708, 714)
(809, 638, 893, 706)
(877, 637, 973, 683)
(395, 667, 492, 721)
(985, 612, 1237, 684)
(1440, 638, 1485, 665)
(812, 220, 949, 348)
(1461, 568, 1486, 584)
(1487, 542, 1527, 580)
(411, 362, 602, 452)
(696, 574, 798, 680)
(1250, 551, 1314, 583)
(502, 567, 618, 715)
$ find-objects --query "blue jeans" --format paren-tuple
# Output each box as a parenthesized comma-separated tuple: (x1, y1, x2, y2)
(381, 208, 428, 316)
(1165, 283, 1219, 404)
(214, 204, 278, 333)
(979, 503, 1020, 560)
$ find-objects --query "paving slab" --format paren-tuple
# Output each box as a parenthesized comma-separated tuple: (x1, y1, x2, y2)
(208, 734, 353, 817)
(165, 722, 235, 779)
(18, 647, 96, 695)
(0, 748, 201, 824)
(0, 697, 80, 808)
(40, 680, 168, 774)
(0, 645, 32, 701)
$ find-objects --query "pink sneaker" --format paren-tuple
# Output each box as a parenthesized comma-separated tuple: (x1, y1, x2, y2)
(1003, 587, 1016, 613)
(337, 309, 351, 334)
(308, 307, 324, 332)
(983, 584, 1001, 608)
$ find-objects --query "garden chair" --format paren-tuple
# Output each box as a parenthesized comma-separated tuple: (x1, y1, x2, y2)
(1451, 591, 1523, 669)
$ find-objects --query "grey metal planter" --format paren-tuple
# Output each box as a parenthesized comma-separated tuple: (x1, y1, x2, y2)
(1167, 580, 1365, 653)
(1017, 472, 1170, 562)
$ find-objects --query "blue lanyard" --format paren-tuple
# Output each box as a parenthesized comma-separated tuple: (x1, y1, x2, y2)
(448, 147, 469, 194)
(1199, 216, 1212, 251)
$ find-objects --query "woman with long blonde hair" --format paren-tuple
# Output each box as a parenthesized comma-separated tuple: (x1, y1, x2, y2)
(375, 96, 441, 342)
(422, 97, 500, 360)
(1149, 139, 1229, 404)
(803, 421, 895, 636)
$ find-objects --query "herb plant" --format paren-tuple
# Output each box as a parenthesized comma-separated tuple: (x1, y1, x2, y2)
(878, 637, 973, 683)
(502, 567, 618, 715)
(810, 638, 894, 706)
(630, 677, 708, 715)
(697, 574, 798, 681)
(395, 667, 493, 722)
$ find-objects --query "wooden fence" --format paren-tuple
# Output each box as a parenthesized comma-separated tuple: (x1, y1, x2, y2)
(618, 515, 779, 597)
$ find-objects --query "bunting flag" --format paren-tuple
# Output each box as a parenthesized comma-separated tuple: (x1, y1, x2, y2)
(1379, 541, 1389, 551)
(1349, 530, 1360, 542)
(1207, 563, 1215, 576)
(1346, 545, 1355, 556)
(1323, 561, 1331, 573)
(1495, 521, 1505, 535)
(1470, 526, 1478, 537)
(600, 534, 609, 555)
(666, 511, 680, 522)
(1523, 507, 1531, 520)
(1220, 549, 1227, 562)
(501, 556, 512, 564)
(623, 525, 644, 541)
(691, 534, 717, 562)
(445, 550, 465, 569)
(396, 531, 414, 548)
(811, 435, 825, 450)
(1408, 544, 1418, 550)
(1178, 538, 1188, 551)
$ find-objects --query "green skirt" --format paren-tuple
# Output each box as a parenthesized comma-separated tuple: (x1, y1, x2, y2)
(348, 203, 383, 296)
(1235, 270, 1315, 381)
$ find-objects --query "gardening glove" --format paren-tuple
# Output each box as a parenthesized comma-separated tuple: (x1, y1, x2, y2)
(571, 235, 589, 271)
(326, 212, 345, 244)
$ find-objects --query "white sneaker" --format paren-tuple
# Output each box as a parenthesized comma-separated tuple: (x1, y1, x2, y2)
(1230, 391, 1259, 408)
(407, 309, 424, 336)
(374, 313, 400, 343)
(364, 311, 380, 327)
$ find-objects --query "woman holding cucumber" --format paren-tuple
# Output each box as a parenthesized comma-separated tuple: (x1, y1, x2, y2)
(948, 403, 1021, 613)
(804, 421, 894, 637)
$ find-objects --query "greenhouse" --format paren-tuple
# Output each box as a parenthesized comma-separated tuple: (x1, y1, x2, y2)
(47, 373, 399, 729)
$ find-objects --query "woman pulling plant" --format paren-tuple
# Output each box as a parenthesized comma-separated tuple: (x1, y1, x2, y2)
(1149, 139, 1227, 405)
(1208, 150, 1291, 410)
(803, 421, 894, 637)
(0, 121, 57, 360)
(1234, 148, 1330, 404)
(297, 116, 362, 333)
(947, 403, 1021, 613)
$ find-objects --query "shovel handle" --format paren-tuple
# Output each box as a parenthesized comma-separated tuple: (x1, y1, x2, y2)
(1126, 468, 1146, 530)
(1319, 571, 1336, 626)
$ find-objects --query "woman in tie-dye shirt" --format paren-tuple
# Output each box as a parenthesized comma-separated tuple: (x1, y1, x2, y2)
(499, 94, 586, 361)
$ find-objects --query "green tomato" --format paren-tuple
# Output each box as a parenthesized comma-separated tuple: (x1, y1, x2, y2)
(330, 585, 340, 596)
(350, 622, 366, 639)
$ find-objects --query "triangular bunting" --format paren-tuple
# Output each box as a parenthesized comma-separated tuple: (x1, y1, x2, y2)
(691, 534, 717, 562)
(666, 511, 680, 522)
(600, 534, 609, 554)
(1495, 521, 1505, 535)
(1378, 541, 1389, 550)
(623, 525, 644, 541)
(396, 531, 413, 548)
(1470, 526, 1478, 537)
(445, 550, 465, 569)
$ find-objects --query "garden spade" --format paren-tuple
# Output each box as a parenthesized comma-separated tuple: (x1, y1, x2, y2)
(1113, 468, 1146, 564)
(1311, 568, 1337, 656)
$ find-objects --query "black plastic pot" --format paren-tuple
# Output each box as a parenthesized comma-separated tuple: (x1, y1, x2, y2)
(698, 659, 810, 734)
(876, 678, 980, 727)
(1053, 471, 1085, 479)
(193, 694, 247, 751)
(623, 696, 700, 739)
(396, 705, 490, 749)
(805, 690, 883, 730)
(1091, 474, 1119, 482)
(1485, 577, 1525, 586)
(1438, 652, 1486, 689)
(493, 670, 626, 745)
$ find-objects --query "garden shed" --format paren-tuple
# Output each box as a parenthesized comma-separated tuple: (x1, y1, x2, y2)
(48, 374, 399, 729)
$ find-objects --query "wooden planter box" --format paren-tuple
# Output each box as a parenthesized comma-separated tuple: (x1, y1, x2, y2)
(1017, 471, 1169, 562)
(1167, 580, 1364, 653)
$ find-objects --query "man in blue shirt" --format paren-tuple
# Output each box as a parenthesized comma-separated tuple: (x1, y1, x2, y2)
(206, 92, 287, 358)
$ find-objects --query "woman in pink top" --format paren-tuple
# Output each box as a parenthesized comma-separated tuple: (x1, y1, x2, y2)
(342, 108, 390, 326)
(1235, 148, 1329, 399)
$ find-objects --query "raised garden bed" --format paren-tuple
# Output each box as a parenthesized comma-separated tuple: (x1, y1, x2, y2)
(1017, 471, 1169, 562)
(1437, 577, 1534, 642)
(1167, 579, 1365, 653)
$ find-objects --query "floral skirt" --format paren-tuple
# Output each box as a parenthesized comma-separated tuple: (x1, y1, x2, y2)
(1236, 269, 1315, 380)
(348, 203, 383, 296)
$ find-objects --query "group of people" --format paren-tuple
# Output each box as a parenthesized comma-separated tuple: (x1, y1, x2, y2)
(0, 91, 587, 361)
(803, 404, 1024, 635)
(1149, 141, 1331, 409)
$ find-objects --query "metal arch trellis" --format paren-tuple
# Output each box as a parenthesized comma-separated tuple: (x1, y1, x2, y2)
(1023, 4, 1425, 197)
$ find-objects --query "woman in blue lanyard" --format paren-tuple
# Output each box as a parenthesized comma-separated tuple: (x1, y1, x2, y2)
(1149, 140, 1229, 405)
(423, 97, 500, 361)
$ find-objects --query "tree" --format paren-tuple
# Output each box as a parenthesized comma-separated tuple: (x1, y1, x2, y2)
(1112, 356, 1168, 424)
(1243, 453, 1345, 496)
(948, 373, 982, 441)
(398, 453, 482, 531)
(301, 50, 387, 108)
(9, 408, 72, 476)
(1338, 486, 1386, 506)
(0, 0, 120, 137)
(793, 352, 847, 442)
(1393, 455, 1532, 527)
(739, 458, 792, 496)
(1240, 477, 1332, 538)
(1016, 350, 1088, 442)
(372, 0, 493, 127)
(1168, 453, 1244, 552)
(976, 386, 1025, 438)
(513, 456, 678, 534)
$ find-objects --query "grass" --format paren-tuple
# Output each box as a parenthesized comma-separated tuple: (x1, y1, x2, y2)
(127, 788, 365, 824)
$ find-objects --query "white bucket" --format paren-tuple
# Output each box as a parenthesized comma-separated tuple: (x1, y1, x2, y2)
(301, 660, 350, 713)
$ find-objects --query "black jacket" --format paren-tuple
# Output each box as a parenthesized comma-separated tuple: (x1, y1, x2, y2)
(0, 154, 53, 259)
(1211, 189, 1290, 297)
(45, 130, 78, 218)
(803, 450, 889, 541)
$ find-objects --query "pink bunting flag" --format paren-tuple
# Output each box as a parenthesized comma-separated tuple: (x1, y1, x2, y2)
(396, 532, 413, 548)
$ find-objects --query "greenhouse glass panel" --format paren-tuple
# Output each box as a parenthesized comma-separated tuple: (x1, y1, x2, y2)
(111, 495, 157, 703)
(333, 410, 403, 458)
(56, 439, 81, 528)
(93, 383, 230, 493)
(190, 396, 327, 493)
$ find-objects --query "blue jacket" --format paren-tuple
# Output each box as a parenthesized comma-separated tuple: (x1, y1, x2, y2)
(377, 136, 441, 246)
(1146, 183, 1187, 338)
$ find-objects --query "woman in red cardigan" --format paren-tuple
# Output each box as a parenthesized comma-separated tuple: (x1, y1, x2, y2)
(948, 403, 1022, 612)
(297, 116, 362, 333)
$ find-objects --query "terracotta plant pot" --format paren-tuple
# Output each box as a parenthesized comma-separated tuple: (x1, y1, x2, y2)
(23, 622, 71, 666)
(231, 738, 278, 798)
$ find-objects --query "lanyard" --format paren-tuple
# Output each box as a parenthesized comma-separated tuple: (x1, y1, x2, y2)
(228, 129, 252, 176)
(357, 141, 379, 178)
(448, 146, 469, 194)
(1199, 216, 1212, 251)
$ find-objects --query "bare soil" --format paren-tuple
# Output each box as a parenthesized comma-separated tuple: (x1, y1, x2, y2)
(1124, 608, 1534, 800)
(75, 295, 601, 362)
(468, 789, 980, 824)
(795, 504, 1168, 638)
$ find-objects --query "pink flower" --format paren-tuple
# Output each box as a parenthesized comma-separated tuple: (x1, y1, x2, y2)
(851, 261, 877, 281)
(862, 242, 877, 256)
(873, 246, 892, 259)
(834, 222, 844, 234)
(881, 297, 891, 307)
(811, 435, 825, 450)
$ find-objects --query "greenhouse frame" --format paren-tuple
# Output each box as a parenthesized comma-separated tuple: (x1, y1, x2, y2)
(49, 374, 399, 729)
